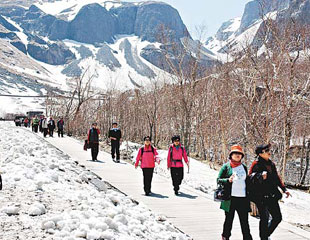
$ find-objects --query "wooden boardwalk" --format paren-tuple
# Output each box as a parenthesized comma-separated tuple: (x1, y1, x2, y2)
(42, 135, 309, 240)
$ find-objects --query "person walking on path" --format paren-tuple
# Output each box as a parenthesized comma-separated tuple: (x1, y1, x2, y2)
(108, 122, 122, 163)
(42, 117, 48, 137)
(32, 116, 39, 133)
(249, 144, 291, 240)
(24, 117, 29, 128)
(167, 135, 189, 195)
(39, 116, 44, 133)
(217, 145, 253, 240)
(57, 117, 64, 137)
(135, 136, 160, 196)
(48, 117, 56, 137)
(87, 123, 100, 161)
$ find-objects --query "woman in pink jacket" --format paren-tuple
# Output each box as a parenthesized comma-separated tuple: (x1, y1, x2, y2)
(135, 136, 160, 196)
(167, 135, 189, 195)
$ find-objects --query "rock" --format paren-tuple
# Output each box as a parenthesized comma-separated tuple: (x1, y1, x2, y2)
(68, 3, 116, 44)
(96, 44, 121, 70)
(111, 4, 138, 35)
(119, 38, 155, 78)
(239, 0, 289, 34)
(48, 19, 69, 41)
(27, 42, 75, 65)
(0, 14, 18, 31)
(11, 40, 27, 54)
(134, 2, 189, 43)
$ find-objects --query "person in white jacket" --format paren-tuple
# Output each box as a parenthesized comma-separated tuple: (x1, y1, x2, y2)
(42, 117, 48, 137)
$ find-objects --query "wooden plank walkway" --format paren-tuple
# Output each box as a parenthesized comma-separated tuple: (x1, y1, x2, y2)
(41, 135, 309, 240)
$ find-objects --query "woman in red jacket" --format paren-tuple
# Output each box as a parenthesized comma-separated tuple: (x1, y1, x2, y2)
(135, 136, 160, 196)
(167, 135, 189, 195)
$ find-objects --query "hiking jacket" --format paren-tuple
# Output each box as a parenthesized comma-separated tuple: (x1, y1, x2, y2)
(42, 119, 48, 128)
(88, 128, 100, 143)
(57, 120, 64, 130)
(108, 128, 122, 141)
(48, 120, 55, 130)
(135, 145, 159, 168)
(249, 157, 286, 202)
(167, 144, 189, 168)
(217, 162, 251, 212)
(32, 118, 39, 126)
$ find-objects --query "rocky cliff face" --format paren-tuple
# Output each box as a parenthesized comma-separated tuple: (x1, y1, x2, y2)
(239, 0, 290, 33)
(68, 4, 117, 44)
(206, 0, 310, 59)
(0, 1, 193, 68)
(134, 2, 189, 43)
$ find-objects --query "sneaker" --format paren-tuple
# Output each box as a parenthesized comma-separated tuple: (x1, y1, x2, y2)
(116, 159, 120, 163)
(174, 191, 179, 195)
(145, 192, 150, 196)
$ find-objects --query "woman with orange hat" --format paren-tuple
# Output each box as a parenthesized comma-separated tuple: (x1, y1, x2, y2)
(217, 145, 253, 240)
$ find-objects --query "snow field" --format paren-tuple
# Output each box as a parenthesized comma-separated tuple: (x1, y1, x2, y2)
(0, 122, 189, 240)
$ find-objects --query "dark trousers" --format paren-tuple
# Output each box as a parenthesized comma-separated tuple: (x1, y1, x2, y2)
(33, 125, 38, 133)
(58, 129, 64, 137)
(43, 128, 48, 137)
(142, 168, 154, 194)
(256, 198, 282, 240)
(90, 142, 99, 161)
(49, 127, 54, 136)
(111, 140, 120, 160)
(222, 197, 253, 240)
(170, 167, 184, 192)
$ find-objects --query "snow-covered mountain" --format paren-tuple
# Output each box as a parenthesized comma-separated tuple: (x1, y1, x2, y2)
(205, 0, 310, 60)
(0, 0, 216, 114)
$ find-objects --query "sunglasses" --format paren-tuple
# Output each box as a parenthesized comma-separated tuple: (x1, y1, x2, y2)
(145, 139, 151, 142)
(262, 149, 270, 153)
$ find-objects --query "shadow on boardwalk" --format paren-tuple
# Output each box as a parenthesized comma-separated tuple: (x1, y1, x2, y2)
(177, 192, 198, 199)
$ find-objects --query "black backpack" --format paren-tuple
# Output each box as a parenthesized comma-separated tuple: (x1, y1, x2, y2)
(141, 146, 155, 157)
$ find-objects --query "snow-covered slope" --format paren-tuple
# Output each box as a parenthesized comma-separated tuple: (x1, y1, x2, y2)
(35, 0, 129, 21)
(0, 122, 189, 239)
(204, 0, 291, 61)
(0, 0, 189, 114)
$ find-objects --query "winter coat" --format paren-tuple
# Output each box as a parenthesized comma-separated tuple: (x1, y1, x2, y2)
(57, 120, 64, 130)
(32, 118, 39, 126)
(249, 156, 287, 203)
(167, 144, 189, 168)
(108, 128, 122, 141)
(88, 128, 100, 143)
(135, 145, 159, 168)
(48, 120, 55, 130)
(42, 119, 48, 129)
(217, 162, 251, 212)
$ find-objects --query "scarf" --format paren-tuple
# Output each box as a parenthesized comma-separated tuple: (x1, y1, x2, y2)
(230, 159, 242, 168)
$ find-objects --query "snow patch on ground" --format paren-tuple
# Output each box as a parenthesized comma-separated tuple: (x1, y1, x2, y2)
(0, 122, 189, 239)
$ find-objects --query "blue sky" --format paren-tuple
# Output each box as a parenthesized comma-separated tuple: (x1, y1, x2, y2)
(127, 0, 251, 39)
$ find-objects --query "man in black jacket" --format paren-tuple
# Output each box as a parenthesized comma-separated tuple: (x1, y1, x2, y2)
(48, 117, 56, 137)
(249, 144, 291, 240)
(57, 117, 64, 137)
(88, 123, 100, 161)
(108, 122, 122, 163)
